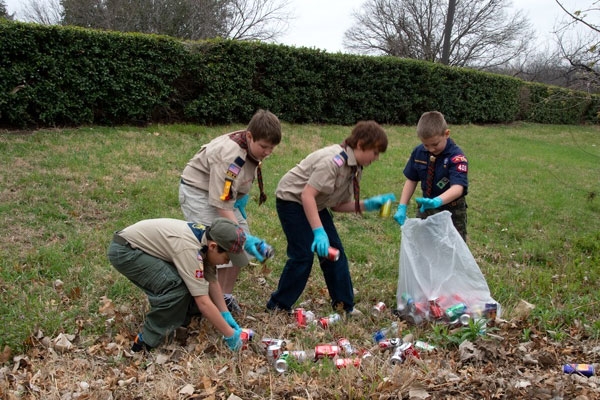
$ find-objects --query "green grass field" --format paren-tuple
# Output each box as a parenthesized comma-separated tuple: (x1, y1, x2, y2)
(0, 121, 599, 356)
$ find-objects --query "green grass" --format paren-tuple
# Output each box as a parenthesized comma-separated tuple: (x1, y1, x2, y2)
(0, 122, 599, 354)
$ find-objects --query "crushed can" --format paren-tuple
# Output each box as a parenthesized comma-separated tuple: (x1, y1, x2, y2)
(378, 338, 402, 350)
(294, 308, 315, 327)
(399, 342, 421, 360)
(261, 337, 286, 349)
(335, 358, 361, 369)
(266, 344, 282, 361)
(390, 345, 405, 365)
(414, 340, 436, 352)
(274, 350, 308, 373)
(337, 337, 356, 355)
(317, 313, 341, 328)
(314, 344, 340, 360)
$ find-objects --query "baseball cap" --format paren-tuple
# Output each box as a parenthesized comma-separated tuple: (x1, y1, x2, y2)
(208, 218, 249, 267)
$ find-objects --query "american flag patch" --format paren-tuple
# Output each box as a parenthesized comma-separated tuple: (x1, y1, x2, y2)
(332, 154, 345, 167)
(226, 163, 241, 178)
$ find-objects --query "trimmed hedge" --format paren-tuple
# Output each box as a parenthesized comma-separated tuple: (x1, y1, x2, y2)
(0, 20, 597, 129)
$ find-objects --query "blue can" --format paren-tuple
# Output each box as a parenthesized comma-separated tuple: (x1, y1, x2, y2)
(257, 241, 275, 259)
(563, 363, 594, 377)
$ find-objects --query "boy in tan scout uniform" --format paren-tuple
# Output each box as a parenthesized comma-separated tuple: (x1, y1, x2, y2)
(179, 109, 282, 313)
(107, 217, 247, 352)
(266, 121, 396, 315)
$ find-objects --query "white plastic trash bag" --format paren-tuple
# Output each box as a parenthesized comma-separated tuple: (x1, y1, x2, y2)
(396, 211, 500, 323)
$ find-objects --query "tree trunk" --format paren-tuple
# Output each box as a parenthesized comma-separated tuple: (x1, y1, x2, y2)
(441, 0, 456, 65)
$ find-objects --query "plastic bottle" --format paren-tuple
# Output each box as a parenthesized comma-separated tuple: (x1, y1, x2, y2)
(372, 321, 399, 343)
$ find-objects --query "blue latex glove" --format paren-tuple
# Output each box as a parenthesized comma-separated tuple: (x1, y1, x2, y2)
(363, 193, 397, 212)
(243, 233, 265, 262)
(416, 197, 443, 213)
(234, 194, 249, 219)
(311, 227, 330, 258)
(393, 204, 408, 226)
(220, 311, 240, 330)
(223, 328, 242, 351)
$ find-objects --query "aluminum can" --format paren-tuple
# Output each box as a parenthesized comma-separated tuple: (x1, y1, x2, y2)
(372, 301, 386, 315)
(261, 338, 286, 349)
(429, 298, 444, 319)
(335, 358, 361, 369)
(240, 328, 254, 349)
(379, 199, 392, 218)
(327, 247, 340, 262)
(390, 345, 405, 365)
(445, 303, 468, 320)
(337, 337, 356, 355)
(563, 363, 595, 377)
(314, 344, 340, 360)
(378, 338, 402, 350)
(294, 307, 307, 327)
(274, 352, 290, 373)
(266, 344, 282, 361)
(317, 313, 341, 328)
(459, 313, 471, 326)
(484, 302, 498, 321)
(399, 342, 421, 359)
(256, 241, 275, 259)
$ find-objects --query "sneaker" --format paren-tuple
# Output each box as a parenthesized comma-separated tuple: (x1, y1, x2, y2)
(347, 308, 363, 317)
(225, 296, 242, 314)
(131, 333, 153, 353)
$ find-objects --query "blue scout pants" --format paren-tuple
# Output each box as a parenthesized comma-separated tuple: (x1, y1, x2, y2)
(107, 239, 198, 347)
(266, 199, 355, 313)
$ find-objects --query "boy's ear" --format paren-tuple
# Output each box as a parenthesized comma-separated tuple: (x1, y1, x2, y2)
(444, 129, 450, 137)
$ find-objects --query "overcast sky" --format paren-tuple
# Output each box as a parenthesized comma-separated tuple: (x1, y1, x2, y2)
(4, 0, 590, 53)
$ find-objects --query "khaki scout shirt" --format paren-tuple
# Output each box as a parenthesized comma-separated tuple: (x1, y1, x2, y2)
(181, 131, 258, 210)
(119, 218, 217, 297)
(276, 144, 361, 210)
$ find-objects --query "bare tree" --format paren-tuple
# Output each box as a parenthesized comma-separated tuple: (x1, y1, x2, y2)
(18, 0, 291, 42)
(343, 0, 534, 70)
(0, 0, 12, 20)
(22, 0, 63, 25)
(553, 0, 600, 91)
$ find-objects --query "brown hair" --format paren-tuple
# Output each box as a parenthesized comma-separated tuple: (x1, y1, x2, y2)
(343, 120, 388, 152)
(247, 109, 282, 145)
(416, 111, 448, 139)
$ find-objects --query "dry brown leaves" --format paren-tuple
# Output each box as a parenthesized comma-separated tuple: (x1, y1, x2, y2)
(1, 303, 599, 400)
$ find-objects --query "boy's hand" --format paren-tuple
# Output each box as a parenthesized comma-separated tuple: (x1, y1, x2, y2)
(223, 328, 242, 351)
(416, 197, 443, 212)
(311, 227, 330, 258)
(243, 234, 265, 262)
(394, 204, 408, 226)
(234, 194, 249, 219)
(363, 193, 397, 212)
(220, 311, 240, 330)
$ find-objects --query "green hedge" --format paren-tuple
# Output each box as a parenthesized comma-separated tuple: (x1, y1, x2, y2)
(0, 20, 597, 129)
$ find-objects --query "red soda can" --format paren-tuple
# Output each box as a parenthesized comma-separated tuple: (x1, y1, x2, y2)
(240, 328, 254, 350)
(399, 342, 421, 360)
(335, 358, 361, 369)
(327, 247, 340, 261)
(372, 301, 386, 315)
(314, 344, 340, 360)
(378, 338, 402, 350)
(337, 337, 356, 355)
(266, 344, 282, 361)
(429, 298, 444, 319)
(317, 313, 341, 328)
(294, 308, 307, 327)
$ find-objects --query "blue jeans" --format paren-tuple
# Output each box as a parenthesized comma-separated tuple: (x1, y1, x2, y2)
(266, 199, 354, 312)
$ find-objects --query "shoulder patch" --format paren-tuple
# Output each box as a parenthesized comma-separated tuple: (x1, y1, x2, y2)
(332, 154, 345, 167)
(451, 155, 468, 163)
(457, 164, 468, 173)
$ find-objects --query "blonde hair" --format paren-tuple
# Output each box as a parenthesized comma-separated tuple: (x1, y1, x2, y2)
(416, 111, 448, 139)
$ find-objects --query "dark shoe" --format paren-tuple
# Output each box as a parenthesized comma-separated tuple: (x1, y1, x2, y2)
(131, 333, 153, 353)
(225, 296, 242, 314)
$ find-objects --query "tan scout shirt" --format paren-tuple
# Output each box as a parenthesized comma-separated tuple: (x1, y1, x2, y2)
(119, 218, 217, 297)
(181, 131, 258, 210)
(276, 144, 361, 210)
